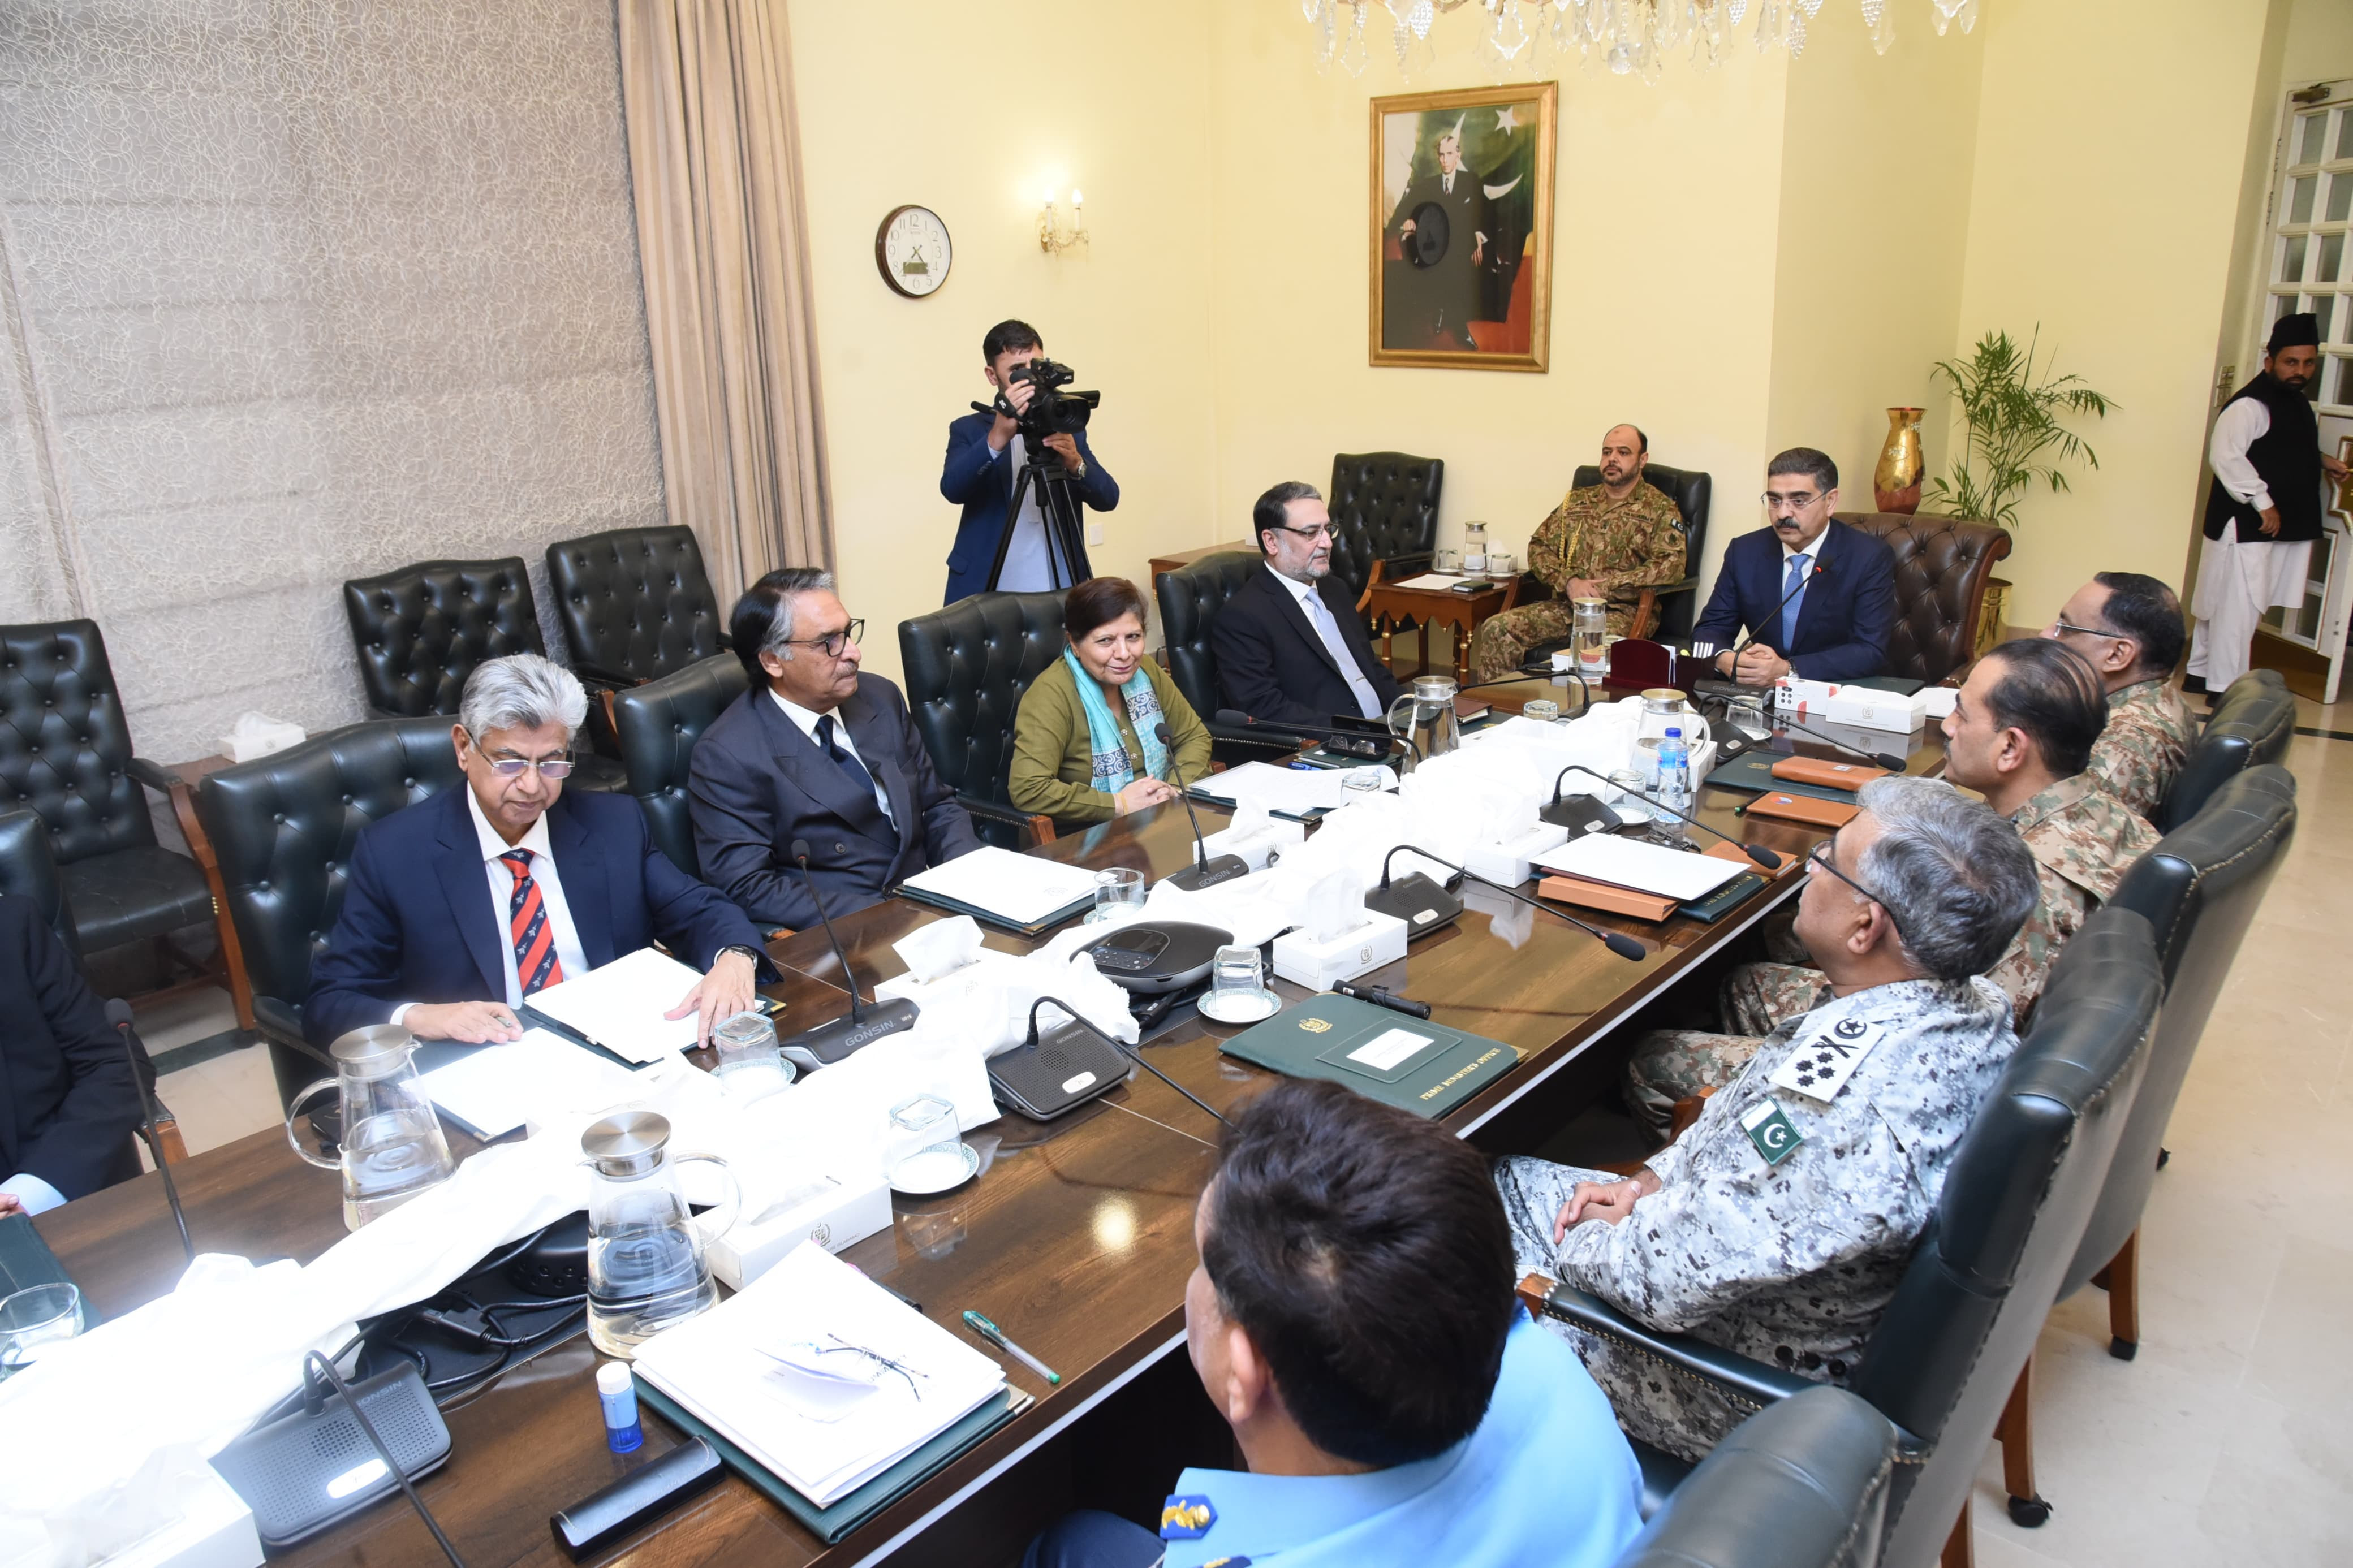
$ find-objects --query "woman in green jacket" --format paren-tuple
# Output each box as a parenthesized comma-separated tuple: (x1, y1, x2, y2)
(1009, 575, 1213, 827)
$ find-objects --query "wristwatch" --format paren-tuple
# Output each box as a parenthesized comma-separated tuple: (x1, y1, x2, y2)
(717, 944, 764, 965)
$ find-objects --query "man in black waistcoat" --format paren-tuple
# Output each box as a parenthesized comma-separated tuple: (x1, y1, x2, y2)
(2188, 311, 2351, 695)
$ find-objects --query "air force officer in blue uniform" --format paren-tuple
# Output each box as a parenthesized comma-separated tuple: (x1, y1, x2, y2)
(307, 654, 772, 1048)
(1020, 1078, 1642, 1568)
(939, 319, 1119, 604)
(1693, 448, 1897, 684)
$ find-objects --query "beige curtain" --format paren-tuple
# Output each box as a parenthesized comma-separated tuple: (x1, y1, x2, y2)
(617, 0, 833, 610)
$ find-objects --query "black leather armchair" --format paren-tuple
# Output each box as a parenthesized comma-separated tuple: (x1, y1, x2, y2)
(2156, 669, 2294, 831)
(340, 557, 624, 792)
(1155, 551, 1300, 763)
(610, 654, 749, 882)
(193, 718, 464, 1110)
(544, 526, 729, 689)
(1524, 908, 2161, 1568)
(898, 591, 1067, 850)
(1326, 451, 1443, 603)
(1610, 1388, 1898, 1568)
(0, 619, 252, 1025)
(0, 807, 77, 959)
(1531, 464, 1712, 645)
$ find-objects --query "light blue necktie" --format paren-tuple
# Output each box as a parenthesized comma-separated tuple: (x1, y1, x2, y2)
(1304, 588, 1384, 719)
(1781, 552, 1811, 649)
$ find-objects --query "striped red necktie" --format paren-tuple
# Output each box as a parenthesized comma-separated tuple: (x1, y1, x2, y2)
(500, 849, 564, 996)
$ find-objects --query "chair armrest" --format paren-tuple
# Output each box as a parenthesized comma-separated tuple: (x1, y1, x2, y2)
(1376, 550, 1434, 578)
(253, 996, 330, 1063)
(140, 1102, 191, 1166)
(126, 757, 183, 793)
(957, 793, 1057, 848)
(1651, 576, 1700, 599)
(570, 661, 641, 690)
(1515, 1274, 1822, 1413)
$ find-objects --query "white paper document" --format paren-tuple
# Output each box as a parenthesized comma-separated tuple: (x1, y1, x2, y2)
(1349, 1027, 1437, 1072)
(631, 1243, 1007, 1506)
(1535, 834, 1745, 901)
(523, 946, 707, 1062)
(1393, 572, 1467, 590)
(413, 1029, 648, 1138)
(901, 845, 1101, 927)
(1194, 760, 1395, 817)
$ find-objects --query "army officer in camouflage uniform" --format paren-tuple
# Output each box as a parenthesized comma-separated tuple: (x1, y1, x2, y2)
(1497, 776, 2039, 1461)
(1467, 425, 1686, 682)
(2045, 571, 2195, 820)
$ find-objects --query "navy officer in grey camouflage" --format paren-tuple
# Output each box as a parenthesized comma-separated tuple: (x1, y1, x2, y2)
(1496, 775, 2041, 1461)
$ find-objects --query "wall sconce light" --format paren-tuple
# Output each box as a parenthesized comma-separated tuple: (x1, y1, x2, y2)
(1038, 188, 1087, 254)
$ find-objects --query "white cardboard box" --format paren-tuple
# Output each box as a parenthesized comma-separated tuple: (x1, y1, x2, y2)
(1774, 679, 1928, 734)
(1271, 908, 1410, 991)
(1463, 822, 1571, 889)
(707, 1169, 893, 1291)
(104, 1463, 262, 1568)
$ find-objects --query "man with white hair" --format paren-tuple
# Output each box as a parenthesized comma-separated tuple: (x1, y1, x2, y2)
(1497, 776, 2040, 1461)
(307, 653, 772, 1047)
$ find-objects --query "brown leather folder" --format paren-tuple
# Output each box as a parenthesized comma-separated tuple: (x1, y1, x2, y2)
(1742, 791, 1861, 828)
(1768, 755, 1888, 791)
(1536, 874, 1679, 923)
(1703, 839, 1798, 878)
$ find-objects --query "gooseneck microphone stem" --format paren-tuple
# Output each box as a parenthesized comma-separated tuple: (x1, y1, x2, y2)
(303, 1350, 468, 1568)
(1211, 710, 1412, 758)
(1027, 997, 1229, 1126)
(1154, 723, 1249, 891)
(1716, 559, 1825, 674)
(1550, 764, 1783, 870)
(1377, 845, 1646, 961)
(778, 841, 920, 1068)
(1769, 714, 1908, 774)
(791, 839, 865, 1023)
(107, 999, 192, 1264)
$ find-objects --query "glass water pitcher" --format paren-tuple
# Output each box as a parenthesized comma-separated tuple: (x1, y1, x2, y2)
(284, 1026, 456, 1230)
(1572, 596, 1611, 680)
(1386, 675, 1463, 774)
(580, 1111, 741, 1359)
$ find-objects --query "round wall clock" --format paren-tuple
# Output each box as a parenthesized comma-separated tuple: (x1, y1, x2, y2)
(876, 205, 952, 298)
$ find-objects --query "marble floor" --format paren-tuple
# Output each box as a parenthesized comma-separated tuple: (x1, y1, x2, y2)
(127, 693, 2353, 1566)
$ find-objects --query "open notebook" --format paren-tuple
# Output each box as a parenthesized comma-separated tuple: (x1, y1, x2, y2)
(630, 1243, 1007, 1507)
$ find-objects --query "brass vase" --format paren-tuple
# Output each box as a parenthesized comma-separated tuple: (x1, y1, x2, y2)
(1873, 407, 1925, 515)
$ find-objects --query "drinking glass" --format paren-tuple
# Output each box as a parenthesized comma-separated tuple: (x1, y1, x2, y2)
(1086, 866, 1148, 924)
(710, 1011, 795, 1103)
(886, 1095, 973, 1191)
(1340, 767, 1390, 801)
(0, 1283, 83, 1373)
(1606, 767, 1653, 824)
(1433, 547, 1462, 574)
(1202, 943, 1279, 1023)
(1488, 551, 1517, 578)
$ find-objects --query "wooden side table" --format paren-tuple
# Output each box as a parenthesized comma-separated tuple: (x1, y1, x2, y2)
(1147, 539, 1254, 586)
(1361, 577, 1519, 684)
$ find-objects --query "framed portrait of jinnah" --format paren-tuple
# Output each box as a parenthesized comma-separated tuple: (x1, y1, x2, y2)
(1371, 82, 1556, 372)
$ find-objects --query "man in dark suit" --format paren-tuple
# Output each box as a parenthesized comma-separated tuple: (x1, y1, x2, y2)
(0, 894, 141, 1216)
(1212, 481, 1404, 728)
(1386, 120, 1492, 351)
(307, 654, 772, 1048)
(938, 319, 1120, 604)
(691, 569, 981, 934)
(1692, 447, 1898, 684)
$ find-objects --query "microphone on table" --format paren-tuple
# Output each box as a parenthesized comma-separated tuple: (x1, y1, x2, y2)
(1693, 558, 1827, 693)
(778, 839, 919, 1072)
(1154, 722, 1250, 892)
(1024, 997, 1229, 1126)
(106, 998, 193, 1264)
(1470, 667, 1594, 716)
(1212, 709, 1412, 761)
(1367, 844, 1647, 960)
(1770, 712, 1908, 774)
(1548, 764, 1783, 870)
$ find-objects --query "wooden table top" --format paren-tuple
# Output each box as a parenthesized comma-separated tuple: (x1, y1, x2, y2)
(38, 696, 1948, 1568)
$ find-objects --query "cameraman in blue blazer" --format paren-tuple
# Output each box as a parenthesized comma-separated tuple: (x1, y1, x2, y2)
(940, 319, 1119, 604)
(1693, 447, 1897, 684)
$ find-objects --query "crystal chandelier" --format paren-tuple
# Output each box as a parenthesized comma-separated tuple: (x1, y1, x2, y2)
(1302, 0, 1979, 83)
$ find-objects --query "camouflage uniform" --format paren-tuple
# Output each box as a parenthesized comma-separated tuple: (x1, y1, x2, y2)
(2086, 676, 2195, 822)
(1468, 482, 1686, 682)
(1499, 977, 2018, 1462)
(1621, 772, 2156, 1138)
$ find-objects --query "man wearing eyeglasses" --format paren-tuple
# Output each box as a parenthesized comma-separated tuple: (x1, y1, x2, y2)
(1496, 776, 2039, 1462)
(1212, 481, 1403, 728)
(691, 568, 980, 932)
(1690, 448, 1897, 684)
(2044, 572, 2193, 820)
(307, 654, 773, 1048)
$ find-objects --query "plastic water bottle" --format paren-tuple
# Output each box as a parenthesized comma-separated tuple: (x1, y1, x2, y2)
(1656, 727, 1691, 844)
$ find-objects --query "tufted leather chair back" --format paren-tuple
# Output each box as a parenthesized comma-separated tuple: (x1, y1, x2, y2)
(195, 718, 464, 1107)
(1834, 513, 2012, 685)
(1570, 464, 1713, 642)
(1852, 908, 2158, 1566)
(342, 558, 546, 719)
(0, 620, 157, 866)
(1615, 1386, 1896, 1568)
(0, 807, 78, 960)
(1156, 552, 1267, 725)
(1325, 452, 1443, 601)
(899, 591, 1069, 815)
(2156, 669, 2294, 832)
(2075, 765, 2292, 1302)
(545, 526, 727, 685)
(610, 655, 750, 879)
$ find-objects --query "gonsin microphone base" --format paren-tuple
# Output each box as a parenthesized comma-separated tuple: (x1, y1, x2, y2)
(1161, 853, 1250, 892)
(1539, 793, 1623, 839)
(987, 1017, 1134, 1120)
(1365, 871, 1464, 936)
(778, 996, 920, 1072)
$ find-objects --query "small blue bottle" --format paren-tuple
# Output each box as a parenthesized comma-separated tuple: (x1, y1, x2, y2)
(1656, 727, 1691, 844)
(597, 1360, 644, 1454)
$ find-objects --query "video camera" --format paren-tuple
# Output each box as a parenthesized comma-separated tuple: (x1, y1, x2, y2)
(1002, 357, 1101, 448)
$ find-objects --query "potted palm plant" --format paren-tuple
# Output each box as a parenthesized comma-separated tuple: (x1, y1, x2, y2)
(1927, 327, 2115, 651)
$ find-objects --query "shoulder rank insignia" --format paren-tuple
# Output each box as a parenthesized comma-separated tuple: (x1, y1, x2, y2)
(1160, 1494, 1217, 1540)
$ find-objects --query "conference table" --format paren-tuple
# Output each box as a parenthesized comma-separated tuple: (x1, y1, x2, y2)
(35, 680, 1950, 1568)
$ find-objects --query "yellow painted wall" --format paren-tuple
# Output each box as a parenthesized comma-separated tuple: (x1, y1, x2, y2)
(1950, 0, 2278, 630)
(783, 1, 1219, 687)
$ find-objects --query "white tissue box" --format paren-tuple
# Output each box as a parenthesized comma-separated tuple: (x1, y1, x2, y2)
(217, 713, 306, 764)
(707, 1170, 893, 1291)
(1463, 822, 1571, 889)
(1201, 818, 1307, 871)
(104, 1463, 261, 1568)
(1775, 679, 1927, 734)
(1272, 908, 1410, 991)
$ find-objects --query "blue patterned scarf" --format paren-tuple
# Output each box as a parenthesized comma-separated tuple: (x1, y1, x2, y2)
(1065, 646, 1168, 795)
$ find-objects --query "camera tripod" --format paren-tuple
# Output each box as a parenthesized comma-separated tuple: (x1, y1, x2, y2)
(979, 423, 1092, 594)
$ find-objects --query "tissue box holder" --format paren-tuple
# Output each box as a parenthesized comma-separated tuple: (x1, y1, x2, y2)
(1272, 909, 1409, 991)
(706, 1170, 893, 1291)
(1774, 679, 1927, 734)
(1463, 822, 1571, 889)
(105, 1463, 262, 1568)
(1201, 818, 1307, 871)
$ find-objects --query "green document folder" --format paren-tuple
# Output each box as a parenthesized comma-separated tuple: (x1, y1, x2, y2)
(1706, 750, 1858, 803)
(1217, 994, 1520, 1118)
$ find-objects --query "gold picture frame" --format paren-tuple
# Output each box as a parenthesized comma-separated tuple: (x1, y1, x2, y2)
(1370, 81, 1557, 372)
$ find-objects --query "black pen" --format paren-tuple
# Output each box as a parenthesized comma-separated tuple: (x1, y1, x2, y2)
(1333, 981, 1433, 1020)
